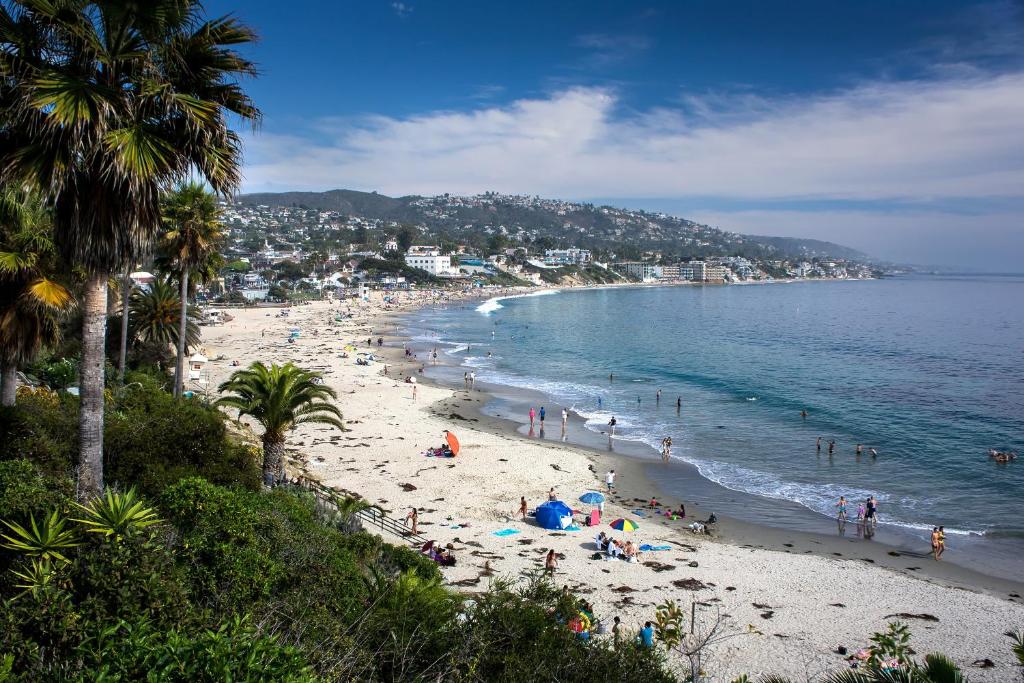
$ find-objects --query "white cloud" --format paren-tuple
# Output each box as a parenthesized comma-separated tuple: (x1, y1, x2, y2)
(241, 72, 1024, 206)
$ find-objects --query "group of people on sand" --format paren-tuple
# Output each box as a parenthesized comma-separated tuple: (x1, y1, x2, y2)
(420, 540, 456, 567)
(593, 532, 643, 562)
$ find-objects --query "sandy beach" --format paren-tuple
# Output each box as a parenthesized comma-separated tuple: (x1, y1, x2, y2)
(198, 294, 1024, 682)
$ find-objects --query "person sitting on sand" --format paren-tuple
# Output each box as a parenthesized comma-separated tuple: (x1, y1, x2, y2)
(548, 487, 557, 501)
(594, 531, 607, 550)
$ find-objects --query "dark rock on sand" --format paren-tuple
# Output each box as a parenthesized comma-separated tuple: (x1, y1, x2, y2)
(884, 612, 939, 622)
(672, 578, 708, 591)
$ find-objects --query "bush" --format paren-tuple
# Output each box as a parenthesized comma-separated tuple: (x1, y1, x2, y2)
(0, 459, 71, 522)
(106, 374, 260, 496)
(0, 389, 78, 477)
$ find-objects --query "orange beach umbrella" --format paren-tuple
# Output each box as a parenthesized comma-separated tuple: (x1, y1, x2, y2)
(445, 431, 460, 456)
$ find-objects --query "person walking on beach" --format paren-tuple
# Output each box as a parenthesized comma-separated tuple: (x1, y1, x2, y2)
(836, 496, 848, 521)
(529, 407, 536, 428)
(544, 549, 558, 575)
(931, 527, 941, 560)
(865, 496, 878, 527)
(463, 372, 468, 389)
(410, 375, 417, 400)
(608, 416, 617, 435)
(404, 507, 419, 535)
(519, 496, 528, 520)
(606, 470, 616, 492)
(561, 408, 568, 434)
(539, 406, 546, 426)
(937, 526, 945, 559)
(470, 370, 476, 389)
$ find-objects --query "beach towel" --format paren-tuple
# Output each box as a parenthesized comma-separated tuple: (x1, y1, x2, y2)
(492, 528, 520, 537)
(589, 510, 600, 527)
(631, 509, 648, 517)
(639, 544, 672, 552)
(564, 524, 582, 531)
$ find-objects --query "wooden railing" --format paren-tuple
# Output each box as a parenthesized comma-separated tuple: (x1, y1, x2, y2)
(283, 478, 428, 547)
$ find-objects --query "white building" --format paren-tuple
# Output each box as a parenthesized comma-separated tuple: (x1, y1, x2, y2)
(612, 262, 661, 281)
(543, 248, 592, 266)
(404, 246, 458, 276)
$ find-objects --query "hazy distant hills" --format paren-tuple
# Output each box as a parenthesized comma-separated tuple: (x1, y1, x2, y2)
(236, 189, 868, 262)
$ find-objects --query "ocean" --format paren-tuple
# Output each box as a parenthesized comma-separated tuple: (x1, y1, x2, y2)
(400, 274, 1024, 579)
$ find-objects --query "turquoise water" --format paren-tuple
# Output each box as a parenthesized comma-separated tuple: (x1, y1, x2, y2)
(403, 275, 1024, 573)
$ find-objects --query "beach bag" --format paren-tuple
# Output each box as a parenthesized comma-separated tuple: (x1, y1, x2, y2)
(590, 552, 603, 560)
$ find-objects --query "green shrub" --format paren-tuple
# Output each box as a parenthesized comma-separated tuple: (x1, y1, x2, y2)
(337, 531, 441, 582)
(104, 379, 260, 496)
(0, 391, 78, 477)
(0, 460, 71, 522)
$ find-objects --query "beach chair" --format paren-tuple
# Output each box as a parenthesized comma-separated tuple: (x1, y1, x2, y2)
(589, 509, 600, 527)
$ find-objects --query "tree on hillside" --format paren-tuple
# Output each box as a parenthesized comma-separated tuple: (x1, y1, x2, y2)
(0, 188, 74, 405)
(128, 278, 199, 363)
(396, 225, 418, 252)
(216, 362, 344, 486)
(0, 0, 259, 498)
(159, 183, 224, 398)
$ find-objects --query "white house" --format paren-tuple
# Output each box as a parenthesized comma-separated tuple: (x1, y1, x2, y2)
(404, 246, 458, 276)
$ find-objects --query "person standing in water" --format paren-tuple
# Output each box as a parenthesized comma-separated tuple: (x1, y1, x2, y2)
(656, 389, 661, 404)
(836, 496, 848, 521)
(931, 527, 941, 560)
(539, 406, 546, 426)
(609, 372, 614, 382)
(937, 526, 946, 559)
(529, 407, 536, 428)
(637, 395, 642, 406)
(561, 408, 568, 430)
(828, 440, 835, 455)
(676, 396, 682, 412)
(816, 437, 822, 453)
(598, 396, 603, 409)
(865, 496, 878, 527)
(608, 416, 617, 435)
(856, 444, 863, 457)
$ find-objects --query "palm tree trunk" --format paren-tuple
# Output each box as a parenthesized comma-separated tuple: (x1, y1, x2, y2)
(0, 361, 17, 406)
(78, 273, 108, 501)
(117, 272, 132, 383)
(173, 270, 189, 398)
(262, 437, 285, 487)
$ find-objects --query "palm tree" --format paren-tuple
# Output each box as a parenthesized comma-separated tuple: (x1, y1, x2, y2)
(127, 277, 199, 358)
(0, 1, 259, 498)
(0, 188, 74, 405)
(158, 182, 224, 397)
(216, 362, 345, 486)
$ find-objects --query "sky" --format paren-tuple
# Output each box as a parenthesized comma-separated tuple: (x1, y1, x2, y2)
(204, 0, 1024, 269)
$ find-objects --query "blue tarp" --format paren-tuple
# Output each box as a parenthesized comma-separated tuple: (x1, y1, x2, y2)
(535, 500, 573, 530)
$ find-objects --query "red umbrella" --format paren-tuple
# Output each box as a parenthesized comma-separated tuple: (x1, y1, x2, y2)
(445, 431, 460, 456)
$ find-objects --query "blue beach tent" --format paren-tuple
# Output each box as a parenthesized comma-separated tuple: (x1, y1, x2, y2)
(535, 500, 573, 530)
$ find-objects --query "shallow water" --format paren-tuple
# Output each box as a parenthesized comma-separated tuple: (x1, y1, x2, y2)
(401, 275, 1024, 578)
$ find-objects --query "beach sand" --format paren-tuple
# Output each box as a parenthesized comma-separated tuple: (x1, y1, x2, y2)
(199, 295, 1024, 682)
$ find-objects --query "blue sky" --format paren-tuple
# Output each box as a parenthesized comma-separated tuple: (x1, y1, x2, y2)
(205, 0, 1024, 269)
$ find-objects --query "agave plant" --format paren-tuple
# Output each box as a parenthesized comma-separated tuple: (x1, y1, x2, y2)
(1007, 629, 1024, 676)
(72, 488, 161, 541)
(10, 557, 60, 598)
(0, 510, 79, 562)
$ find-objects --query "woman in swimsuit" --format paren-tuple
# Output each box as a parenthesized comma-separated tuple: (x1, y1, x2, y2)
(931, 527, 940, 560)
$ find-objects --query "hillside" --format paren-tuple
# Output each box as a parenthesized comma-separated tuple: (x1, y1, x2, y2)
(236, 189, 868, 262)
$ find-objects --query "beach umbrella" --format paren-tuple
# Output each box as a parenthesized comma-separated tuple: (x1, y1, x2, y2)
(609, 518, 639, 532)
(445, 431, 460, 456)
(579, 491, 605, 504)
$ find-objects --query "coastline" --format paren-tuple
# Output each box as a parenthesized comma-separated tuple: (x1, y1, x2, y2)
(200, 294, 1024, 682)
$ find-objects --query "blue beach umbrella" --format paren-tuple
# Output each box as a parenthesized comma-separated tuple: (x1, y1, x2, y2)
(579, 491, 605, 504)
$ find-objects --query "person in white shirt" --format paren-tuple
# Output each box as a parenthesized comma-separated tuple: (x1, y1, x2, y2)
(605, 470, 616, 492)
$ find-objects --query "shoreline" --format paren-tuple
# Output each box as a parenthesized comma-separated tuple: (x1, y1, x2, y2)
(199, 295, 1024, 682)
(388, 286, 1022, 590)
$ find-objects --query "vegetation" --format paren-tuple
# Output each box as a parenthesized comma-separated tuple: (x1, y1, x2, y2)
(217, 362, 345, 486)
(159, 183, 226, 398)
(0, 0, 259, 499)
(0, 189, 73, 406)
(126, 277, 200, 366)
